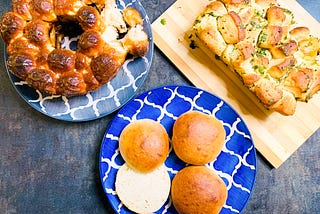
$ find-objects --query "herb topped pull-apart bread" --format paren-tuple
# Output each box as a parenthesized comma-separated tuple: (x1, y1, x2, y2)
(190, 0, 320, 115)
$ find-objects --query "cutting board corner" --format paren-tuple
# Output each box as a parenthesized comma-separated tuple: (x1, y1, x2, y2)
(151, 0, 320, 168)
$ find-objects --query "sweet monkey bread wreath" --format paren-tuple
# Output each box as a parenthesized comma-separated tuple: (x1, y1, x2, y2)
(0, 0, 149, 96)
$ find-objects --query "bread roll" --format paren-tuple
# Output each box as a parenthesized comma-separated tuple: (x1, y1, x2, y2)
(119, 119, 169, 173)
(171, 165, 228, 214)
(115, 163, 171, 213)
(172, 111, 226, 165)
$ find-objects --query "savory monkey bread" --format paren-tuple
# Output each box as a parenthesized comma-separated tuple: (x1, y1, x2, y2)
(0, 0, 149, 96)
(190, 0, 320, 115)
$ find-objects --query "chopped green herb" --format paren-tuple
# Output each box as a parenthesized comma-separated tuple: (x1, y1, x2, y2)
(253, 65, 266, 74)
(260, 33, 267, 42)
(195, 19, 201, 24)
(256, 48, 267, 57)
(208, 12, 216, 17)
(258, 66, 266, 74)
(160, 18, 167, 25)
(256, 11, 265, 18)
(283, 8, 292, 15)
(232, 46, 238, 51)
(250, 21, 261, 29)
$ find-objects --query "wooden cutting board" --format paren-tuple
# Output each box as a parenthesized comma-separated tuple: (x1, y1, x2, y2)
(151, 0, 320, 168)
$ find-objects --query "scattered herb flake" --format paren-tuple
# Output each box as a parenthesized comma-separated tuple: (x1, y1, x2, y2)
(260, 33, 267, 42)
(195, 19, 201, 24)
(256, 48, 267, 57)
(160, 18, 167, 25)
(208, 12, 216, 17)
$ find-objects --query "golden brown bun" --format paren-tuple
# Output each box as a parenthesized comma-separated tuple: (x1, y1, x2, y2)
(171, 166, 228, 214)
(119, 119, 169, 173)
(172, 111, 226, 165)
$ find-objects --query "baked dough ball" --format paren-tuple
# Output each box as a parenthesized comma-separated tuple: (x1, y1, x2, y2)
(115, 163, 171, 213)
(172, 111, 226, 165)
(119, 119, 169, 173)
(171, 166, 227, 214)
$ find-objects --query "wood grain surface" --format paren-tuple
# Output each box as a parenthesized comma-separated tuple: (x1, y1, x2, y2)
(152, 0, 320, 168)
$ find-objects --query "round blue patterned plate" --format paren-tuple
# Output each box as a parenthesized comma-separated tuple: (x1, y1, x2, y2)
(99, 85, 257, 214)
(3, 0, 153, 122)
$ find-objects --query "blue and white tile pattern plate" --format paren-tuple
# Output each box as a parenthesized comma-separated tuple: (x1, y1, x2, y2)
(4, 0, 153, 122)
(99, 85, 257, 214)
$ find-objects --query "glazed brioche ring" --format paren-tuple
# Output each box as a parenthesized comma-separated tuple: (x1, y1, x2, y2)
(0, 0, 149, 96)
